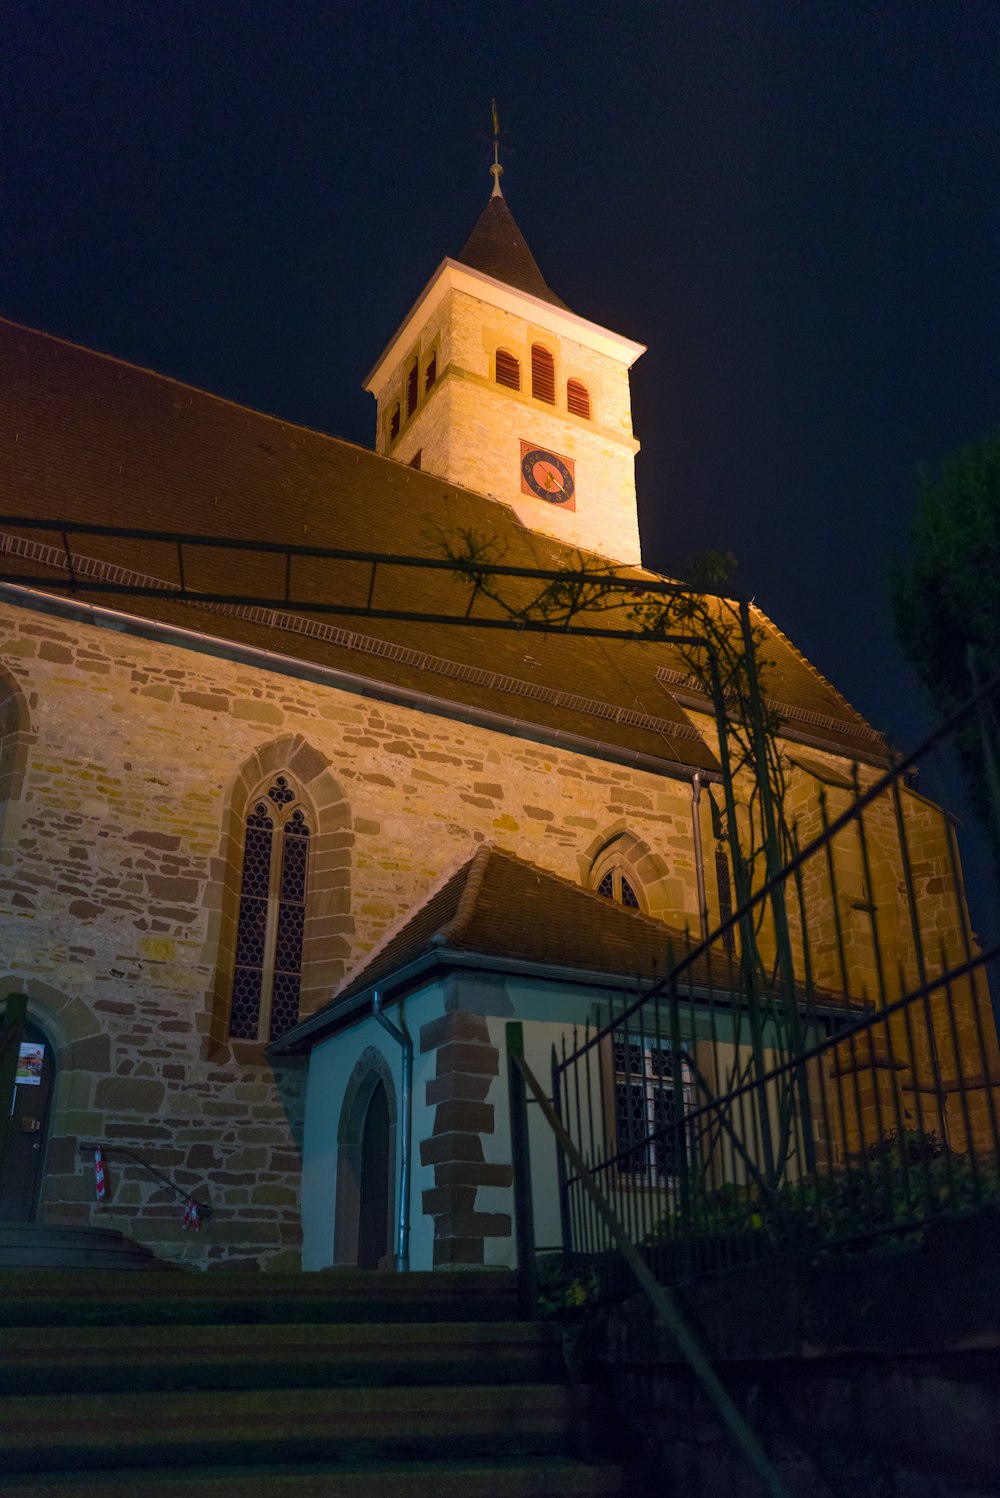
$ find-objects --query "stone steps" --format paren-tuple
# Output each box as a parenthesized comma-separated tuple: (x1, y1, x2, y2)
(0, 1456, 622, 1497)
(0, 1222, 170, 1272)
(0, 1269, 622, 1495)
(0, 1319, 564, 1394)
(0, 1267, 521, 1326)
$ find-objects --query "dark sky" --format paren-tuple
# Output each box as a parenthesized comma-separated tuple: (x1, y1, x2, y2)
(3, 1, 999, 914)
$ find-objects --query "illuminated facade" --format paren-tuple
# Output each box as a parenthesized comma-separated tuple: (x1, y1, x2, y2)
(0, 171, 994, 1270)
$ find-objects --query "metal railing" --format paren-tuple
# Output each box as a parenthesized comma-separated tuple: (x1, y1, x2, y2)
(511, 674, 1000, 1297)
(78, 1142, 210, 1223)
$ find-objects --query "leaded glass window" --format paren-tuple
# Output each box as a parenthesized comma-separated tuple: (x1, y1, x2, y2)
(613, 1037, 690, 1179)
(229, 777, 311, 1043)
(596, 867, 641, 909)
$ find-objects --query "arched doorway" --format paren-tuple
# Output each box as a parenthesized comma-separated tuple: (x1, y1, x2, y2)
(0, 1021, 55, 1222)
(357, 1079, 391, 1270)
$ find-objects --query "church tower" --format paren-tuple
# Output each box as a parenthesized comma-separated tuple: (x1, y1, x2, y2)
(363, 152, 646, 566)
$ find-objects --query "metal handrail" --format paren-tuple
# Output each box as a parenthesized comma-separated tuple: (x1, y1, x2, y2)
(505, 1023, 790, 1498)
(78, 1141, 210, 1216)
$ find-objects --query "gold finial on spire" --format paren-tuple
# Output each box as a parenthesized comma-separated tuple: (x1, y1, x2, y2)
(489, 98, 504, 198)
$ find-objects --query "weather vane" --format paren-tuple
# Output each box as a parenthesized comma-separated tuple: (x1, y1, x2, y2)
(490, 98, 504, 198)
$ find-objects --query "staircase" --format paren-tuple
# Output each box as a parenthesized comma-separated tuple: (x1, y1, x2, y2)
(0, 1269, 623, 1496)
(0, 1221, 172, 1271)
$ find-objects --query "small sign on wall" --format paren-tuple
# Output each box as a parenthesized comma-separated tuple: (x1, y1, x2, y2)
(16, 1043, 44, 1086)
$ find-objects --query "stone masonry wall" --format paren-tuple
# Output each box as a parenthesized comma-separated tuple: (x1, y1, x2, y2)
(0, 599, 703, 1266)
(375, 287, 643, 565)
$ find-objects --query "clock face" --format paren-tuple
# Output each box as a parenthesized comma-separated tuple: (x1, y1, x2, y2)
(519, 444, 576, 508)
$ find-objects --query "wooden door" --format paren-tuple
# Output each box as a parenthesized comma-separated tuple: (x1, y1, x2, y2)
(0, 1023, 54, 1221)
(357, 1080, 390, 1270)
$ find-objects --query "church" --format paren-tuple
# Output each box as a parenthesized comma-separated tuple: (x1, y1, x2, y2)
(0, 159, 985, 1272)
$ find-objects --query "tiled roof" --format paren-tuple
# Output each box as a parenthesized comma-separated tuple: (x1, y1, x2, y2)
(289, 844, 711, 1034)
(0, 315, 887, 770)
(458, 195, 569, 310)
(274, 844, 854, 1051)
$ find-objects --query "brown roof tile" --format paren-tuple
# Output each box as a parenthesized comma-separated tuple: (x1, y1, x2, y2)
(307, 843, 707, 1015)
(458, 195, 569, 309)
(0, 316, 886, 770)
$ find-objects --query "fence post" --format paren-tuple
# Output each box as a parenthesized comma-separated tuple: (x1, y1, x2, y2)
(0, 994, 29, 1190)
(506, 1022, 538, 1317)
(550, 1045, 573, 1268)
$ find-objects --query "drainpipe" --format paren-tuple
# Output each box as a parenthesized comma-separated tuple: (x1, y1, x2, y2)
(691, 772, 710, 942)
(372, 989, 412, 1272)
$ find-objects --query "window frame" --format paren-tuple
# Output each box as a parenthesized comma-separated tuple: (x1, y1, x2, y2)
(229, 775, 312, 1044)
(495, 347, 521, 391)
(566, 378, 591, 419)
(610, 1033, 692, 1186)
(530, 343, 556, 404)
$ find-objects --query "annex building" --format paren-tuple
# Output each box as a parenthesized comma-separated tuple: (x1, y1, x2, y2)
(0, 169, 989, 1272)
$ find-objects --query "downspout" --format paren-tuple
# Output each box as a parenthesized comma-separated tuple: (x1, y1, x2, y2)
(372, 988, 412, 1272)
(691, 772, 710, 942)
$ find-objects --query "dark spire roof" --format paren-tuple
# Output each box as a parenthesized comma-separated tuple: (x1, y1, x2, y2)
(458, 195, 569, 311)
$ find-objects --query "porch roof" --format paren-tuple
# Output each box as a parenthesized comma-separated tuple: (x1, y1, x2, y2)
(271, 844, 728, 1054)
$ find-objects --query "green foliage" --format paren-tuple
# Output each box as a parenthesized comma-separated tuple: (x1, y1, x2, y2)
(891, 430, 1000, 867)
(644, 1132, 999, 1263)
(535, 1254, 598, 1317)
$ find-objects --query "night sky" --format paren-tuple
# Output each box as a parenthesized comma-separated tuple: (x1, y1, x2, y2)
(4, 3, 1000, 916)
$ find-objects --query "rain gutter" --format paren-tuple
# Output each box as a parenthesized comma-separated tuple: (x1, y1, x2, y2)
(371, 988, 412, 1273)
(268, 947, 853, 1058)
(0, 582, 721, 786)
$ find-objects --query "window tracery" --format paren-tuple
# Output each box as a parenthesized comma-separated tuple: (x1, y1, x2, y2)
(230, 775, 312, 1043)
(596, 867, 641, 909)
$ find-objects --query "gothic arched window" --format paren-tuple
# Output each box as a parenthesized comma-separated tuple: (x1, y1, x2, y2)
(597, 868, 641, 909)
(388, 403, 400, 443)
(531, 344, 555, 404)
(495, 348, 520, 391)
(424, 352, 437, 393)
(406, 359, 419, 418)
(567, 379, 591, 418)
(230, 775, 312, 1043)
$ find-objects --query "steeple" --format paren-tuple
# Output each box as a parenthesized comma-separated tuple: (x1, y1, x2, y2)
(457, 101, 569, 310)
(363, 129, 646, 566)
(457, 197, 569, 311)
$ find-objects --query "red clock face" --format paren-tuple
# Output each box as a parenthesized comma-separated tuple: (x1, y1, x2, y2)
(519, 442, 576, 510)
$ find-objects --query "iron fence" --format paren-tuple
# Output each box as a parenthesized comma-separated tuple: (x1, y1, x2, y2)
(518, 673, 1000, 1294)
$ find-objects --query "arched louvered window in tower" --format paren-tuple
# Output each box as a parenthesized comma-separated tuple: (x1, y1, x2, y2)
(495, 348, 520, 391)
(531, 344, 555, 404)
(230, 775, 312, 1043)
(424, 352, 437, 393)
(597, 869, 641, 909)
(567, 379, 591, 419)
(406, 359, 419, 418)
(388, 404, 400, 443)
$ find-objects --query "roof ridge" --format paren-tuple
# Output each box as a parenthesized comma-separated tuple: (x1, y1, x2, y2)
(747, 599, 879, 735)
(468, 842, 695, 941)
(0, 313, 374, 450)
(432, 841, 496, 946)
(328, 844, 481, 1001)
